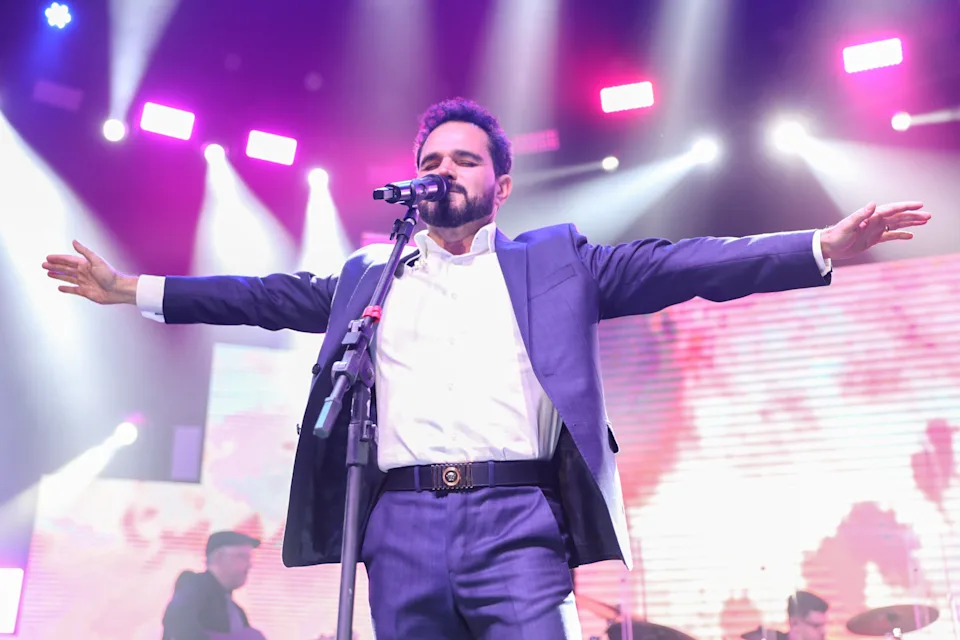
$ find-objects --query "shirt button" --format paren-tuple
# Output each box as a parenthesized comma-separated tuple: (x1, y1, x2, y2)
(451, 292, 458, 300)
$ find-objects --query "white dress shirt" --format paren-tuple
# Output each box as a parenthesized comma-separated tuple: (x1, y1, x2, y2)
(136, 227, 831, 471)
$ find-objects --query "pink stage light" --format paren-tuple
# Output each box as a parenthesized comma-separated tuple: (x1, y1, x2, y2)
(139, 102, 196, 140)
(600, 81, 655, 113)
(246, 130, 298, 166)
(843, 38, 903, 73)
(512, 129, 560, 155)
(0, 568, 25, 634)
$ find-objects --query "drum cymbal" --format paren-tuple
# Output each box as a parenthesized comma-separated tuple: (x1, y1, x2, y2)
(739, 627, 787, 640)
(606, 620, 697, 640)
(846, 604, 939, 636)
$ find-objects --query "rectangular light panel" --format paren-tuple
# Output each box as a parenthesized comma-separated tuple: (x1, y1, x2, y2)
(245, 130, 298, 166)
(0, 568, 24, 634)
(600, 81, 655, 113)
(512, 129, 560, 155)
(139, 102, 196, 140)
(843, 38, 903, 73)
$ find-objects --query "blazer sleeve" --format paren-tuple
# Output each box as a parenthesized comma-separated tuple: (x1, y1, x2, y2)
(572, 226, 831, 320)
(161, 572, 213, 640)
(160, 271, 338, 333)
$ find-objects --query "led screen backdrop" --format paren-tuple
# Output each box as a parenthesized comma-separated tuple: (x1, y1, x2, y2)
(15, 252, 960, 639)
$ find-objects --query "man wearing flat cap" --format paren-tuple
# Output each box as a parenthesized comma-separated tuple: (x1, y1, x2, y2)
(161, 530, 267, 640)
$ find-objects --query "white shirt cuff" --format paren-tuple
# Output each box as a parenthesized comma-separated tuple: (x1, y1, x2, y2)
(136, 274, 167, 322)
(812, 229, 833, 277)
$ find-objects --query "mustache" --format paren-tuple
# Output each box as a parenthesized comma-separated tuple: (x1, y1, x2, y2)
(446, 183, 466, 195)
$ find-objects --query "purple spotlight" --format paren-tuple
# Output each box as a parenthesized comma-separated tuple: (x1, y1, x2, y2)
(843, 38, 903, 73)
(139, 102, 196, 140)
(246, 130, 298, 166)
(0, 568, 25, 634)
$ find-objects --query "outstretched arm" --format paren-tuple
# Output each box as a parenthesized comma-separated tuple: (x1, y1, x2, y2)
(577, 201, 930, 320)
(43, 240, 338, 333)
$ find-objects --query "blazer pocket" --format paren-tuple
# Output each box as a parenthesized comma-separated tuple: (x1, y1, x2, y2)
(530, 264, 576, 298)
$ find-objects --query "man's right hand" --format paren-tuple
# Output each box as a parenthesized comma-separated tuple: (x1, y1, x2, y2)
(42, 240, 138, 305)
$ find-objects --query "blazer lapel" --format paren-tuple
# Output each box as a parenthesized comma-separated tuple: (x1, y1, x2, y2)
(344, 248, 421, 315)
(345, 262, 385, 316)
(495, 231, 530, 352)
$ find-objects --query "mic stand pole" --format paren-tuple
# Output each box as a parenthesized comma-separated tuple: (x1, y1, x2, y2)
(313, 204, 419, 640)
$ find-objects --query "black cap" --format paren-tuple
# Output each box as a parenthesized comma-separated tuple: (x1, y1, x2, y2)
(205, 531, 261, 556)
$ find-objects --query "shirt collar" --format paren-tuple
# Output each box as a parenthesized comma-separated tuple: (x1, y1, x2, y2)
(413, 221, 498, 260)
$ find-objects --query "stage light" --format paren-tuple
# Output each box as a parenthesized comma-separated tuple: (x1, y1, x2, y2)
(600, 81, 655, 113)
(0, 568, 24, 634)
(692, 138, 720, 164)
(512, 129, 560, 155)
(112, 422, 138, 446)
(601, 156, 620, 172)
(891, 112, 912, 132)
(246, 130, 298, 166)
(843, 38, 903, 74)
(45, 2, 71, 29)
(102, 118, 126, 142)
(204, 143, 225, 162)
(308, 168, 329, 187)
(139, 102, 195, 141)
(771, 121, 809, 154)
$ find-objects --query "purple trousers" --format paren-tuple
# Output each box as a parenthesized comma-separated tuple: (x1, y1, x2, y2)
(361, 484, 582, 639)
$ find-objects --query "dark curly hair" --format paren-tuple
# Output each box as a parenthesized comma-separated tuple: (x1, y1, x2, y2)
(414, 97, 513, 177)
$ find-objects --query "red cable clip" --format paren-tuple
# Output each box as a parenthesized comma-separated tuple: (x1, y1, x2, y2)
(362, 305, 383, 322)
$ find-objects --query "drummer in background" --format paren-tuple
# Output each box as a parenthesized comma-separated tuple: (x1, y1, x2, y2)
(787, 591, 829, 640)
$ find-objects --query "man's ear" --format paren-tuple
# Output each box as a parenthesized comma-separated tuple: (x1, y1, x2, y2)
(495, 174, 513, 207)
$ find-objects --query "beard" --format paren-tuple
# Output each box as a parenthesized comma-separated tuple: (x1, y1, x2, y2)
(419, 183, 496, 229)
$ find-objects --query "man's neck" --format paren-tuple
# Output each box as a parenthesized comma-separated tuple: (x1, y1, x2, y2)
(208, 568, 232, 593)
(426, 217, 494, 256)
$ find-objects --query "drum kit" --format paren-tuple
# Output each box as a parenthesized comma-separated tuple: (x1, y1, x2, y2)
(579, 592, 940, 639)
(738, 603, 940, 640)
(578, 592, 697, 640)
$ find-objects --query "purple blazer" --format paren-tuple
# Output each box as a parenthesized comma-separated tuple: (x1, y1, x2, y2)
(160, 223, 830, 569)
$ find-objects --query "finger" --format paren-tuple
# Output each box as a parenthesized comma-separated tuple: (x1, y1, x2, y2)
(885, 212, 932, 224)
(42, 262, 80, 276)
(881, 214, 932, 231)
(885, 218, 931, 230)
(859, 208, 889, 230)
(72, 240, 98, 263)
(850, 202, 877, 226)
(44, 254, 84, 268)
(47, 271, 78, 284)
(58, 285, 84, 295)
(876, 201, 924, 217)
(881, 231, 914, 242)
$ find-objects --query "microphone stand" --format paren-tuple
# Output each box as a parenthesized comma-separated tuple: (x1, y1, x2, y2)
(313, 204, 419, 640)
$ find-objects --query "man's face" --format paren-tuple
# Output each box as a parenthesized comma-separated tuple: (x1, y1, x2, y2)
(416, 121, 501, 229)
(790, 611, 827, 640)
(209, 544, 253, 591)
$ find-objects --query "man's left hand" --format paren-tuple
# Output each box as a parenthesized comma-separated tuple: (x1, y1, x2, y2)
(820, 201, 931, 261)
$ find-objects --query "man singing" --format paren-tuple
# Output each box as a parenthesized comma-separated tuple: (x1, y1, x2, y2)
(44, 98, 930, 639)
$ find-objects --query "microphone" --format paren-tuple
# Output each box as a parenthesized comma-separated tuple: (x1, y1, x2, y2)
(373, 174, 449, 205)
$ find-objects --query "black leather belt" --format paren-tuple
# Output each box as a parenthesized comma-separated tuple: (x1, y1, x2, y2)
(383, 460, 556, 492)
